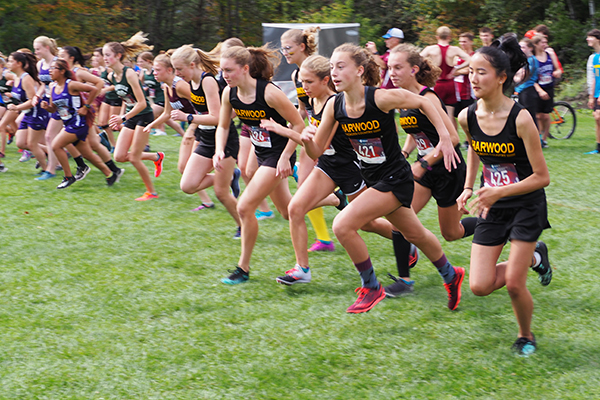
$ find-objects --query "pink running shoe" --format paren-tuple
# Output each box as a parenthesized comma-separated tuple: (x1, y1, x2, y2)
(308, 240, 335, 252)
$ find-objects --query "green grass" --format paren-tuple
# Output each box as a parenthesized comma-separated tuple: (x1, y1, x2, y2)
(0, 114, 599, 399)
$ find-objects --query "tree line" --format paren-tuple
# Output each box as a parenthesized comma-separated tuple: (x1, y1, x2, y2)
(0, 0, 595, 67)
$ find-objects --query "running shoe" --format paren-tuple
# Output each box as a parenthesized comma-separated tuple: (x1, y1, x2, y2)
(443, 266, 465, 311)
(292, 163, 298, 182)
(308, 239, 335, 252)
(19, 150, 31, 162)
(255, 210, 274, 220)
(135, 192, 158, 201)
(7, 133, 14, 145)
(346, 285, 386, 313)
(233, 226, 241, 239)
(221, 266, 249, 285)
(584, 149, 599, 154)
(384, 274, 415, 297)
(541, 140, 549, 149)
(74, 165, 91, 181)
(98, 130, 112, 152)
(154, 152, 165, 178)
(231, 167, 241, 198)
(153, 129, 167, 136)
(276, 265, 311, 285)
(0, 163, 7, 173)
(191, 202, 215, 211)
(334, 189, 348, 211)
(409, 243, 419, 269)
(34, 170, 44, 176)
(35, 171, 56, 181)
(144, 144, 151, 152)
(106, 168, 125, 186)
(532, 241, 552, 286)
(512, 334, 536, 356)
(35, 160, 41, 169)
(57, 176, 76, 189)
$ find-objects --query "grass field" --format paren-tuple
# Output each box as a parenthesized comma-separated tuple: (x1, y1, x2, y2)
(1, 110, 599, 399)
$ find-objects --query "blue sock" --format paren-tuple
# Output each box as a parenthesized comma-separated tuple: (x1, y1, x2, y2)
(354, 257, 380, 289)
(433, 254, 455, 284)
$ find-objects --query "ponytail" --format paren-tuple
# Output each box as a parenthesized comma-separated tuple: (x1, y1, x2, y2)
(34, 36, 59, 56)
(104, 31, 153, 62)
(281, 27, 319, 56)
(171, 45, 219, 76)
(478, 33, 527, 92)
(222, 45, 281, 81)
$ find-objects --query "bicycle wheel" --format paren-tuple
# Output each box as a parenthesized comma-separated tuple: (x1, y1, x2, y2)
(548, 101, 576, 140)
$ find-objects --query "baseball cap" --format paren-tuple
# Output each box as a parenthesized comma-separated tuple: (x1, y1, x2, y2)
(524, 30, 537, 39)
(382, 28, 404, 39)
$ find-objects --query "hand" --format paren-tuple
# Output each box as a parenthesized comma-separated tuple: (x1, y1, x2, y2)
(411, 162, 425, 180)
(31, 94, 39, 107)
(276, 155, 292, 179)
(109, 114, 123, 131)
(143, 124, 153, 134)
(40, 101, 49, 110)
(433, 134, 460, 172)
(213, 151, 225, 171)
(589, 98, 595, 109)
(260, 118, 279, 134)
(468, 186, 501, 219)
(78, 106, 89, 116)
(300, 124, 316, 144)
(552, 70, 562, 79)
(538, 90, 550, 101)
(456, 189, 473, 215)
(171, 110, 186, 122)
(7, 104, 17, 112)
(365, 42, 378, 54)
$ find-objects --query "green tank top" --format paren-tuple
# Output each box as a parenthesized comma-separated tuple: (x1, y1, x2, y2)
(100, 69, 119, 101)
(110, 66, 153, 114)
(143, 69, 164, 104)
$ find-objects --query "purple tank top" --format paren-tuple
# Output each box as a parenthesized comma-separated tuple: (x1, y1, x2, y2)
(168, 76, 196, 114)
(52, 79, 86, 129)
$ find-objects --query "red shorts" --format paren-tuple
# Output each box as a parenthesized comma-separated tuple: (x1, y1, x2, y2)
(434, 79, 459, 107)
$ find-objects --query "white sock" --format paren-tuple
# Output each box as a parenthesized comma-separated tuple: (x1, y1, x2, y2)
(532, 252, 542, 268)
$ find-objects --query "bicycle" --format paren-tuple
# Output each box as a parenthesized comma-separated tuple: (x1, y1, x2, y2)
(548, 100, 576, 140)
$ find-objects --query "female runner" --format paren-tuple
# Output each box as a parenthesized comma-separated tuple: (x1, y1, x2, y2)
(162, 48, 241, 236)
(531, 35, 561, 147)
(280, 27, 335, 252)
(104, 33, 165, 201)
(97, 47, 121, 149)
(301, 43, 463, 313)
(456, 35, 552, 355)
(213, 45, 304, 284)
(41, 59, 121, 188)
(90, 48, 114, 149)
(0, 53, 15, 160)
(384, 44, 478, 296)
(59, 46, 123, 181)
(137, 51, 184, 137)
(9, 51, 49, 172)
(265, 55, 397, 285)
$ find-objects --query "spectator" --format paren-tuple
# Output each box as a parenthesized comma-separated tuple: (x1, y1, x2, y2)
(366, 27, 404, 89)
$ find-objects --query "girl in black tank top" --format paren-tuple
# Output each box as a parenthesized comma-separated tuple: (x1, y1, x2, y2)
(215, 46, 305, 285)
(308, 43, 463, 314)
(387, 44, 478, 289)
(169, 46, 241, 229)
(269, 55, 401, 286)
(456, 37, 551, 356)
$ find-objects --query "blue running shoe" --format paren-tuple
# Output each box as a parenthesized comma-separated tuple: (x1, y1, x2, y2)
(233, 226, 241, 239)
(584, 149, 599, 154)
(231, 168, 241, 198)
(512, 334, 536, 356)
(35, 171, 56, 181)
(255, 210, 274, 220)
(222, 267, 249, 285)
(292, 163, 298, 182)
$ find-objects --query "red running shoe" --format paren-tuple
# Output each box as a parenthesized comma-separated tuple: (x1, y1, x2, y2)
(154, 152, 165, 178)
(444, 267, 465, 310)
(346, 285, 386, 313)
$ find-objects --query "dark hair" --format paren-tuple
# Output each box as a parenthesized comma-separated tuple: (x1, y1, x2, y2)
(459, 32, 474, 41)
(52, 59, 77, 81)
(534, 24, 550, 37)
(588, 29, 600, 40)
(62, 46, 90, 66)
(477, 33, 527, 92)
(479, 27, 493, 35)
(10, 51, 40, 84)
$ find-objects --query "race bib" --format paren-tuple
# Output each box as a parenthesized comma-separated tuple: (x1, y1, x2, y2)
(149, 88, 156, 98)
(57, 106, 72, 121)
(538, 74, 552, 86)
(250, 126, 272, 148)
(483, 163, 520, 187)
(411, 132, 434, 156)
(454, 75, 464, 83)
(349, 137, 386, 164)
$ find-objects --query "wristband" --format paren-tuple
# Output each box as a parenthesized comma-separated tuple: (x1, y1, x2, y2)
(464, 187, 473, 191)
(401, 150, 409, 158)
(84, 104, 91, 109)
(187, 114, 194, 124)
(121, 115, 127, 122)
(419, 159, 432, 171)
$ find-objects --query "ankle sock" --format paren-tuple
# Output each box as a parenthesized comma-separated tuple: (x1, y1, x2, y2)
(433, 254, 455, 284)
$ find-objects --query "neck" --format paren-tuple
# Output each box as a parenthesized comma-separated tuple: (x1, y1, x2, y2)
(43, 54, 54, 63)
(438, 39, 450, 46)
(56, 76, 66, 85)
(191, 68, 202, 83)
(112, 63, 124, 74)
(594, 44, 600, 53)
(480, 93, 507, 114)
(405, 79, 423, 95)
(295, 54, 308, 68)
(238, 75, 256, 96)
(344, 82, 365, 105)
(314, 89, 335, 108)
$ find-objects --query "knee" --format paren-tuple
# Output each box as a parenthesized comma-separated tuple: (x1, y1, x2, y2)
(214, 185, 231, 202)
(470, 282, 493, 297)
(180, 181, 195, 195)
(332, 216, 353, 242)
(505, 280, 527, 300)
(441, 228, 462, 242)
(114, 153, 128, 163)
(237, 201, 254, 220)
(287, 200, 305, 223)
